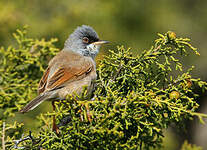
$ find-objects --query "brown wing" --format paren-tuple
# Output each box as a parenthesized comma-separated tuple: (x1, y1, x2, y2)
(47, 60, 92, 90)
(38, 52, 93, 94)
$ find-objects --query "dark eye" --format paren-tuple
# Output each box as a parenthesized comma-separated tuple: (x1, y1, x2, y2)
(82, 37, 89, 44)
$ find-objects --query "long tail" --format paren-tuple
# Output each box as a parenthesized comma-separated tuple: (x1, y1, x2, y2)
(20, 93, 49, 113)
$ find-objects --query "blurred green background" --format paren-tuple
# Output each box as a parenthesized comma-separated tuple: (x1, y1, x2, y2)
(1, 0, 207, 78)
(1, 0, 207, 149)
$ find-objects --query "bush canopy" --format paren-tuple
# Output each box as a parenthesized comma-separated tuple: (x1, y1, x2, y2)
(0, 27, 206, 150)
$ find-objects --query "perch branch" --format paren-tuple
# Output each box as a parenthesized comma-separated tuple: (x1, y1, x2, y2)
(2, 122, 5, 150)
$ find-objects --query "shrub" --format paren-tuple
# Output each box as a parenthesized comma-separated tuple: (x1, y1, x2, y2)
(0, 27, 206, 150)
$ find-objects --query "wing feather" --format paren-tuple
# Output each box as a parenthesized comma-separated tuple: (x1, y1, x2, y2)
(38, 67, 50, 94)
(47, 61, 92, 90)
(38, 51, 94, 94)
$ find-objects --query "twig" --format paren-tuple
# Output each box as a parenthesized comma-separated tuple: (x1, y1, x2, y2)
(154, 45, 161, 52)
(13, 131, 41, 149)
(107, 64, 123, 87)
(139, 140, 142, 150)
(113, 64, 123, 81)
(162, 78, 182, 90)
(13, 134, 30, 149)
(2, 122, 5, 150)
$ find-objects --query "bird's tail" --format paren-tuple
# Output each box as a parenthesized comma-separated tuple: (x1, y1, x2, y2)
(20, 93, 49, 113)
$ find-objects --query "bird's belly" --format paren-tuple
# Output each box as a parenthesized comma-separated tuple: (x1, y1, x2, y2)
(57, 76, 95, 99)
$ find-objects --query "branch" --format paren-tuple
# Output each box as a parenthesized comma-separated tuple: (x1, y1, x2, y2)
(13, 131, 41, 149)
(2, 122, 5, 150)
(107, 64, 123, 87)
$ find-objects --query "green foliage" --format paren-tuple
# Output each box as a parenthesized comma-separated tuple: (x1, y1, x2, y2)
(0, 26, 58, 118)
(0, 27, 58, 149)
(180, 141, 202, 150)
(0, 28, 207, 149)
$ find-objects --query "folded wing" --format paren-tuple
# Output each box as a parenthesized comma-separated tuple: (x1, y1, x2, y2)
(38, 51, 94, 94)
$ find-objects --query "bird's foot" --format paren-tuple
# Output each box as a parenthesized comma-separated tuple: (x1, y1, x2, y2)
(85, 103, 92, 123)
(52, 121, 59, 135)
(79, 102, 92, 123)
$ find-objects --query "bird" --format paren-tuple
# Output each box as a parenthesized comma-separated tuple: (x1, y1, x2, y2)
(20, 25, 109, 132)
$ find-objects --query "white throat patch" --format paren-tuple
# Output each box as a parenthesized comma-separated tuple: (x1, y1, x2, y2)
(86, 43, 100, 52)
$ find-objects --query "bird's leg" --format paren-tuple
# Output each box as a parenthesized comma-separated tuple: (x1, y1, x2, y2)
(84, 95, 97, 122)
(78, 102, 92, 122)
(85, 103, 92, 123)
(78, 107, 84, 122)
(52, 101, 59, 134)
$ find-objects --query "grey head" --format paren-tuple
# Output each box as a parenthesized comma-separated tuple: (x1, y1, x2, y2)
(64, 25, 109, 59)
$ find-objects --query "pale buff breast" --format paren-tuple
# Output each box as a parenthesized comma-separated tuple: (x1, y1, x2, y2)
(57, 75, 95, 99)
